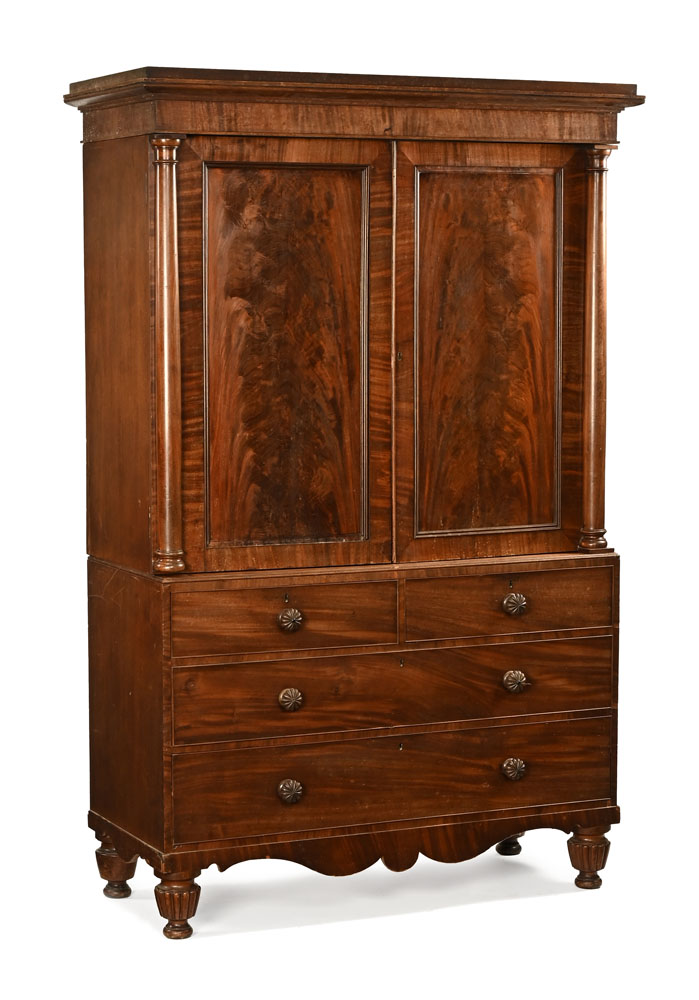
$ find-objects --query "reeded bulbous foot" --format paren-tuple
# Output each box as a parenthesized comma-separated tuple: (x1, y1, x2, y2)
(567, 826, 611, 889)
(96, 836, 138, 898)
(154, 871, 201, 939)
(496, 833, 524, 856)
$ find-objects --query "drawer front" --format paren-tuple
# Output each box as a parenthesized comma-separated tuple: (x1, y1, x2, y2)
(172, 636, 613, 745)
(171, 582, 398, 657)
(172, 717, 611, 844)
(405, 567, 613, 641)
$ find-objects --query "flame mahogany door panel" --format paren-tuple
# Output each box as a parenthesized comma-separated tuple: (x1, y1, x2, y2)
(395, 142, 587, 563)
(178, 137, 392, 572)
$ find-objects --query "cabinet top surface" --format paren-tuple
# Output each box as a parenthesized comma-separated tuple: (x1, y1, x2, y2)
(64, 66, 644, 111)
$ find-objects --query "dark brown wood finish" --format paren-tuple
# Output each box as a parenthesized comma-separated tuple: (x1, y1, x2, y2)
(87, 561, 165, 848)
(95, 835, 138, 898)
(154, 870, 201, 938)
(172, 636, 613, 746)
(90, 805, 619, 877)
(579, 145, 614, 550)
(395, 142, 589, 562)
(67, 68, 641, 936)
(206, 161, 367, 548)
(83, 136, 153, 573)
(415, 165, 559, 536)
(177, 136, 392, 572)
(567, 824, 611, 888)
(152, 137, 186, 573)
(171, 580, 398, 657)
(405, 565, 613, 641)
(172, 716, 611, 845)
(65, 67, 644, 108)
(495, 833, 524, 856)
(64, 67, 643, 146)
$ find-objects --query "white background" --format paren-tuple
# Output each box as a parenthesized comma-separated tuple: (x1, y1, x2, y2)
(2, 2, 697, 996)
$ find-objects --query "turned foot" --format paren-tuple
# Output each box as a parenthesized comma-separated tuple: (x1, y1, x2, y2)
(496, 833, 524, 856)
(567, 826, 611, 889)
(154, 870, 201, 939)
(96, 836, 138, 898)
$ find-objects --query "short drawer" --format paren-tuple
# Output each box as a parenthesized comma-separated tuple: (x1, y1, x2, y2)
(172, 636, 613, 745)
(405, 567, 613, 641)
(172, 716, 612, 844)
(171, 581, 398, 657)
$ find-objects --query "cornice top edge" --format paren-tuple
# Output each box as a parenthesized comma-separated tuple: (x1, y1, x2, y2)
(64, 66, 645, 113)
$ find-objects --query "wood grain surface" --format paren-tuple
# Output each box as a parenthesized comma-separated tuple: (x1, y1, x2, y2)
(89, 804, 620, 877)
(395, 142, 589, 562)
(65, 67, 643, 146)
(579, 145, 614, 550)
(172, 635, 612, 745)
(87, 561, 165, 847)
(65, 67, 644, 109)
(67, 69, 641, 926)
(405, 566, 613, 641)
(83, 136, 152, 572)
(416, 166, 559, 534)
(177, 136, 392, 572)
(172, 716, 612, 844)
(171, 580, 398, 657)
(152, 138, 185, 572)
(206, 163, 367, 547)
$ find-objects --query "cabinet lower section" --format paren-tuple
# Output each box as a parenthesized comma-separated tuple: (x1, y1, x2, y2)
(86, 551, 619, 938)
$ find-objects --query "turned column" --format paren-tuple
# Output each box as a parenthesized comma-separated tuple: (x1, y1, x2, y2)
(579, 144, 617, 551)
(154, 870, 201, 939)
(151, 136, 185, 573)
(567, 825, 611, 888)
(95, 836, 138, 898)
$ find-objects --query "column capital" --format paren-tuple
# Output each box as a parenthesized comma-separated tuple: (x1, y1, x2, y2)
(151, 136, 182, 161)
(586, 144, 618, 172)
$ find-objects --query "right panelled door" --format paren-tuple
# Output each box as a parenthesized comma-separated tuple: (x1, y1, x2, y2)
(395, 141, 587, 563)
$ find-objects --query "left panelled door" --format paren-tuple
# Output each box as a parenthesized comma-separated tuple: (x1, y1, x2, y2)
(177, 137, 393, 572)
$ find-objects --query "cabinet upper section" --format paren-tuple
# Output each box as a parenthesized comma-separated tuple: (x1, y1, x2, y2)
(65, 67, 644, 144)
(69, 70, 643, 576)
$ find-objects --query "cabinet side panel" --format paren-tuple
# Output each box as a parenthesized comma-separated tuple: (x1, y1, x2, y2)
(84, 136, 152, 571)
(88, 560, 164, 848)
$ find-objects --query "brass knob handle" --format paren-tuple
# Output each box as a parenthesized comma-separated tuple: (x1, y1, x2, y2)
(277, 608, 303, 632)
(278, 687, 303, 712)
(502, 669, 530, 693)
(501, 757, 526, 781)
(502, 592, 527, 616)
(277, 778, 304, 804)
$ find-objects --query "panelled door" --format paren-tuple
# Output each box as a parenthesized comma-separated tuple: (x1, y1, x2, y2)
(394, 141, 587, 563)
(177, 137, 393, 572)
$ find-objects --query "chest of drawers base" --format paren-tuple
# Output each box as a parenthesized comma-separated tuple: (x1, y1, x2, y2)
(87, 551, 619, 936)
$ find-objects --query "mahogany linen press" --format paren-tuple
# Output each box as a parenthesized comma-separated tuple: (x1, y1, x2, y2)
(65, 67, 644, 938)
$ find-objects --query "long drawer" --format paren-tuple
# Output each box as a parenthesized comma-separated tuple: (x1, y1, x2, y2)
(172, 716, 612, 844)
(171, 581, 398, 657)
(172, 636, 613, 745)
(405, 567, 613, 641)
